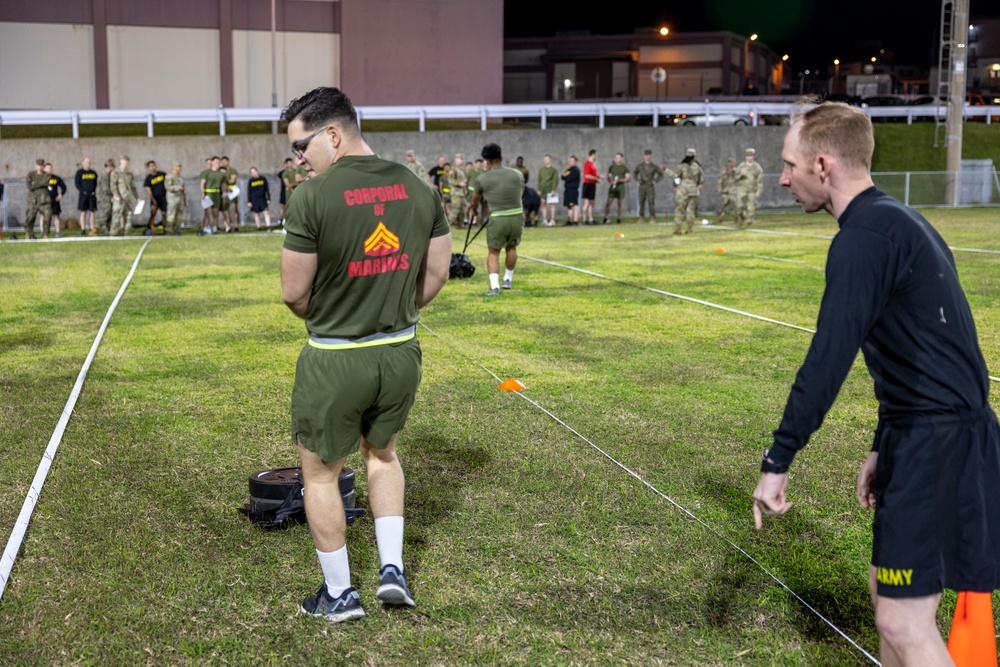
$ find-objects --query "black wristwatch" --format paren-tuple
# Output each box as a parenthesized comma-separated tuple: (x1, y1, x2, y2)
(760, 450, 789, 474)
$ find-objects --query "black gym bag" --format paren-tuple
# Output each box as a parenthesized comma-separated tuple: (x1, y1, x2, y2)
(449, 218, 489, 280)
(238, 466, 365, 530)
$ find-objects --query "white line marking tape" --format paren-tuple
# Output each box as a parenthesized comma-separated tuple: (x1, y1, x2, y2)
(519, 253, 1000, 385)
(419, 321, 881, 665)
(0, 238, 153, 601)
(520, 253, 817, 333)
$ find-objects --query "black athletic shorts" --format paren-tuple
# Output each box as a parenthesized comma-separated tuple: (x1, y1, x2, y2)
(78, 192, 97, 211)
(564, 187, 579, 207)
(871, 406, 1000, 598)
(582, 182, 596, 200)
(153, 195, 167, 212)
(250, 196, 269, 213)
(51, 199, 62, 215)
(279, 186, 287, 205)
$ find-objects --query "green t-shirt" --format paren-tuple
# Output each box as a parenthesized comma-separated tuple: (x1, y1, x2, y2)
(198, 168, 211, 184)
(283, 155, 450, 339)
(474, 166, 524, 213)
(608, 163, 630, 184)
(203, 170, 226, 192)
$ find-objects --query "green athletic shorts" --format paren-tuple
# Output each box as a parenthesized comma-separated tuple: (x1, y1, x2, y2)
(207, 192, 222, 209)
(220, 192, 231, 211)
(486, 213, 525, 250)
(291, 337, 422, 461)
(608, 185, 625, 200)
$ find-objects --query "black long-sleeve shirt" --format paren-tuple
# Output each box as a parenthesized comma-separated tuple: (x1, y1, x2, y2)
(561, 165, 580, 191)
(769, 187, 990, 467)
(75, 168, 98, 194)
(47, 174, 66, 202)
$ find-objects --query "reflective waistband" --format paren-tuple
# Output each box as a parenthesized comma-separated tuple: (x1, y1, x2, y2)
(308, 325, 416, 350)
(491, 207, 523, 217)
(205, 188, 220, 193)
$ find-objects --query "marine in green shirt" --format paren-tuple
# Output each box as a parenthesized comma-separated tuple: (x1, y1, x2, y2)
(470, 143, 524, 297)
(280, 86, 451, 624)
(536, 155, 559, 226)
(603, 153, 631, 224)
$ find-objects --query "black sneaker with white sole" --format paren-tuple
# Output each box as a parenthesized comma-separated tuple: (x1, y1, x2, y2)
(300, 584, 366, 623)
(376, 564, 415, 607)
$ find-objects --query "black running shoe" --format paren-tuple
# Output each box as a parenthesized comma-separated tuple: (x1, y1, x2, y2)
(376, 564, 415, 607)
(300, 584, 365, 623)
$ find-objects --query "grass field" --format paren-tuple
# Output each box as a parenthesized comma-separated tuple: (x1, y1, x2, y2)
(1, 211, 999, 666)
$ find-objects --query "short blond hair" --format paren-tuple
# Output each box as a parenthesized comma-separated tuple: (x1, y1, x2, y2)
(793, 101, 874, 171)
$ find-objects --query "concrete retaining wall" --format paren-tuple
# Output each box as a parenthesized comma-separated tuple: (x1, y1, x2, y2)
(0, 126, 792, 228)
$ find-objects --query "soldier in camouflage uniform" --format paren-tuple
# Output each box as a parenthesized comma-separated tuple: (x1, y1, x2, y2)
(672, 148, 704, 235)
(404, 150, 426, 181)
(110, 155, 138, 236)
(24, 158, 52, 239)
(95, 159, 114, 234)
(734, 147, 764, 228)
(165, 163, 186, 236)
(633, 149, 663, 224)
(717, 158, 738, 224)
(446, 154, 468, 228)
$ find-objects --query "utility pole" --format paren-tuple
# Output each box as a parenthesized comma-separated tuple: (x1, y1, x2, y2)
(945, 0, 968, 206)
(271, 0, 278, 134)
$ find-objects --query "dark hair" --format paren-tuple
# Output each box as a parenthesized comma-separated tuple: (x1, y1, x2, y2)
(221, 155, 229, 161)
(588, 149, 596, 156)
(146, 160, 155, 167)
(282, 87, 358, 134)
(211, 156, 220, 161)
(481, 143, 502, 161)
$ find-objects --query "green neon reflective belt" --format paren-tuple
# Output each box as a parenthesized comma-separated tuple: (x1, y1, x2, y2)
(491, 207, 523, 217)
(308, 325, 416, 350)
(204, 188, 220, 193)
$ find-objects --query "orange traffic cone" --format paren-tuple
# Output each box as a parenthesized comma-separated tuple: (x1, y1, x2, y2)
(947, 591, 998, 667)
(498, 378, 526, 392)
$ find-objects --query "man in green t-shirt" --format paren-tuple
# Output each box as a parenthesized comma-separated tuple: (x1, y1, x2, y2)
(199, 156, 226, 235)
(469, 143, 524, 296)
(602, 152, 631, 224)
(281, 86, 451, 624)
(197, 158, 212, 232)
(536, 155, 559, 226)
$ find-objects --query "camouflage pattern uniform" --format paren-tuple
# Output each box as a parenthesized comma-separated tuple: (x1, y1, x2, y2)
(165, 170, 186, 235)
(717, 160, 738, 223)
(24, 160, 52, 237)
(95, 162, 114, 233)
(672, 150, 704, 234)
(633, 157, 663, 222)
(110, 160, 138, 236)
(734, 149, 764, 228)
(404, 152, 426, 180)
(446, 161, 468, 228)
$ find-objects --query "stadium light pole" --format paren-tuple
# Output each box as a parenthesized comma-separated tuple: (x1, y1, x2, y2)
(271, 0, 278, 134)
(833, 59, 840, 95)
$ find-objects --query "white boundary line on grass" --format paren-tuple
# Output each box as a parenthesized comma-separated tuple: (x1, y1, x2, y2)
(419, 322, 881, 665)
(519, 254, 1000, 385)
(0, 238, 153, 601)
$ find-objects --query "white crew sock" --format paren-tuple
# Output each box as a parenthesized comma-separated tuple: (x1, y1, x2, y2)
(374, 516, 405, 572)
(316, 545, 352, 597)
(503, 269, 514, 283)
(489, 273, 500, 290)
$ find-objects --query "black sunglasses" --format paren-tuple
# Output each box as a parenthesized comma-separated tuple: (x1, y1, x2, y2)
(291, 126, 325, 160)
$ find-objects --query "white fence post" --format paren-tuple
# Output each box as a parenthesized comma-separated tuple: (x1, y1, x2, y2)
(904, 172, 910, 206)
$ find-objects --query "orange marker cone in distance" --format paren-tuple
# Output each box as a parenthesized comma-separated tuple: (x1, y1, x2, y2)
(947, 591, 998, 667)
(716, 247, 726, 253)
(498, 378, 526, 392)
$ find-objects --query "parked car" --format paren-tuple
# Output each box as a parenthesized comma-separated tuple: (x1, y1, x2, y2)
(671, 112, 754, 127)
(967, 93, 1000, 123)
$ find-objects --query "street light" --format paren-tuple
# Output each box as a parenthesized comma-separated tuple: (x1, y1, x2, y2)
(659, 27, 669, 36)
(833, 59, 840, 95)
(743, 33, 758, 94)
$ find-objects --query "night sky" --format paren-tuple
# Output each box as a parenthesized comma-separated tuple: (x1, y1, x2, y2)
(504, 0, 997, 74)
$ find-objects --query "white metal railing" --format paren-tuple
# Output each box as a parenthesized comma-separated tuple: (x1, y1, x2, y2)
(0, 102, 995, 137)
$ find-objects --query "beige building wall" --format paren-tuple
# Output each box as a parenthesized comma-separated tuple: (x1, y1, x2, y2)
(107, 26, 220, 108)
(0, 22, 96, 110)
(232, 30, 341, 108)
